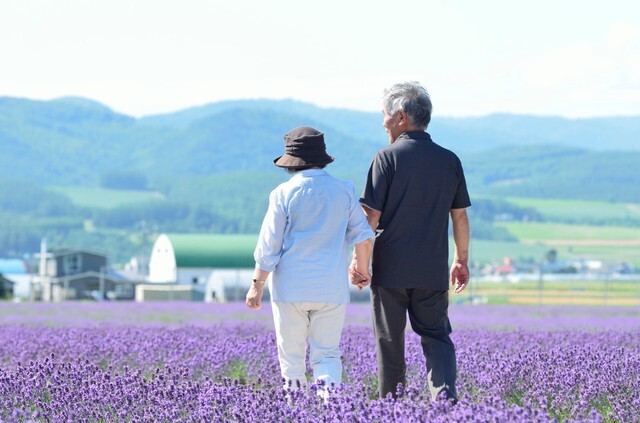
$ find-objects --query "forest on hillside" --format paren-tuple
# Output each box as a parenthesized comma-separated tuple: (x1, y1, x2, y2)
(2, 174, 639, 264)
(1, 96, 639, 263)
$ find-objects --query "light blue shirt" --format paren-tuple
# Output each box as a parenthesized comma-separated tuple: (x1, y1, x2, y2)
(254, 169, 374, 303)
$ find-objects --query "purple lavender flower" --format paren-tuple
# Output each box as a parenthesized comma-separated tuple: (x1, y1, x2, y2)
(0, 302, 637, 422)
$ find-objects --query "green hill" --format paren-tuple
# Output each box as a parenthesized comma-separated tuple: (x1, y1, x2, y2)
(2, 96, 640, 197)
(50, 186, 166, 209)
(1, 96, 640, 264)
(463, 145, 640, 202)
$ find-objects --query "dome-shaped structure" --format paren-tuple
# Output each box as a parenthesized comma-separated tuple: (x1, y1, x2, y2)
(148, 233, 257, 283)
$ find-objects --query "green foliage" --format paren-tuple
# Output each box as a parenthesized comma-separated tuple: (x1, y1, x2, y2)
(2, 97, 640, 265)
(0, 272, 12, 299)
(468, 198, 541, 223)
(0, 210, 85, 257)
(492, 221, 640, 267)
(495, 221, 640, 241)
(60, 229, 142, 263)
(223, 360, 249, 384)
(153, 171, 289, 233)
(93, 202, 190, 228)
(0, 178, 78, 216)
(466, 220, 517, 242)
(463, 145, 640, 203)
(463, 239, 550, 265)
(3, 96, 640, 201)
(498, 196, 640, 227)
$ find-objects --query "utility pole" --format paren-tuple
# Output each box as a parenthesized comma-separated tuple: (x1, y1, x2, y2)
(537, 262, 544, 306)
(38, 238, 49, 302)
(140, 220, 149, 276)
(99, 266, 105, 301)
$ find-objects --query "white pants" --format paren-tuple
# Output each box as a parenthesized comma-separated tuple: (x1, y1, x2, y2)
(271, 302, 347, 389)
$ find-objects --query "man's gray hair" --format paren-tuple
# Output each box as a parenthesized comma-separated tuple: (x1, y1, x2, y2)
(382, 81, 432, 129)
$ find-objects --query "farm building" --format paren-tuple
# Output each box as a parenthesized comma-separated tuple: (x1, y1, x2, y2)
(31, 247, 137, 302)
(144, 233, 260, 302)
(144, 233, 370, 303)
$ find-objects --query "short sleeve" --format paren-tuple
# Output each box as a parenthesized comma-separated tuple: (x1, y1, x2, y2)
(451, 157, 471, 209)
(360, 153, 390, 212)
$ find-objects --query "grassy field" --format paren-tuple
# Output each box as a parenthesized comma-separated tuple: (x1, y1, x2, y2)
(492, 221, 640, 267)
(489, 196, 640, 268)
(461, 235, 640, 269)
(461, 238, 548, 264)
(46, 188, 640, 269)
(495, 221, 640, 241)
(461, 279, 640, 306)
(50, 186, 165, 208)
(498, 196, 640, 223)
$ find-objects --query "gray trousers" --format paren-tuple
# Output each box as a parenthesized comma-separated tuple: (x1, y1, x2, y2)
(371, 286, 457, 401)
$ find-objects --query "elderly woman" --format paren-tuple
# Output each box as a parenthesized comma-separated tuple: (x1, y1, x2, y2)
(246, 126, 373, 397)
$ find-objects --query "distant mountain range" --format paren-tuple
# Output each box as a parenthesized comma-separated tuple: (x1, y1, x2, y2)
(1, 95, 640, 202)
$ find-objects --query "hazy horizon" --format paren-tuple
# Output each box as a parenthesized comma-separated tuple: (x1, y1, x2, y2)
(1, 0, 639, 119)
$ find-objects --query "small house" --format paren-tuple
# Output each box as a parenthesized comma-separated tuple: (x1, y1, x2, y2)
(32, 248, 136, 301)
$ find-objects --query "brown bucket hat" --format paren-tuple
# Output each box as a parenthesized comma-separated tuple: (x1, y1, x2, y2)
(273, 126, 334, 168)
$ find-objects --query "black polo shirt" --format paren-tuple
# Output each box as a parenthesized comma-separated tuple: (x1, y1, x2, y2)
(360, 131, 471, 290)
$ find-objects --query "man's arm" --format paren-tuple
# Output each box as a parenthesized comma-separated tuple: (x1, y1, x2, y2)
(351, 238, 373, 289)
(450, 208, 470, 293)
(349, 204, 380, 287)
(361, 204, 381, 232)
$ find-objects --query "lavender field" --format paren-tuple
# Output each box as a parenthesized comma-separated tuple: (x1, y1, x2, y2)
(1, 302, 639, 422)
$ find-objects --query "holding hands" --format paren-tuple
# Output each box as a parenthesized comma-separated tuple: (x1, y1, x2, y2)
(349, 238, 373, 290)
(349, 261, 371, 290)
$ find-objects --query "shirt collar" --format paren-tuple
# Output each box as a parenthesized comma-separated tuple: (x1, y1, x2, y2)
(293, 168, 328, 179)
(397, 130, 431, 142)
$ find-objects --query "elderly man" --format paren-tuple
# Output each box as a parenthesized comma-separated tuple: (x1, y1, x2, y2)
(351, 81, 471, 402)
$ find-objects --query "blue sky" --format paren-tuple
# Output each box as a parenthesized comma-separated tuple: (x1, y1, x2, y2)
(1, 0, 639, 118)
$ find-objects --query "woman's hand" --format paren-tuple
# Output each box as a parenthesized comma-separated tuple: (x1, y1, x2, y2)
(245, 281, 265, 310)
(349, 262, 371, 290)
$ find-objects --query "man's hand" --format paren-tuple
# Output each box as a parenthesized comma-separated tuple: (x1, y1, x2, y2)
(245, 282, 264, 310)
(349, 261, 371, 290)
(450, 260, 470, 294)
